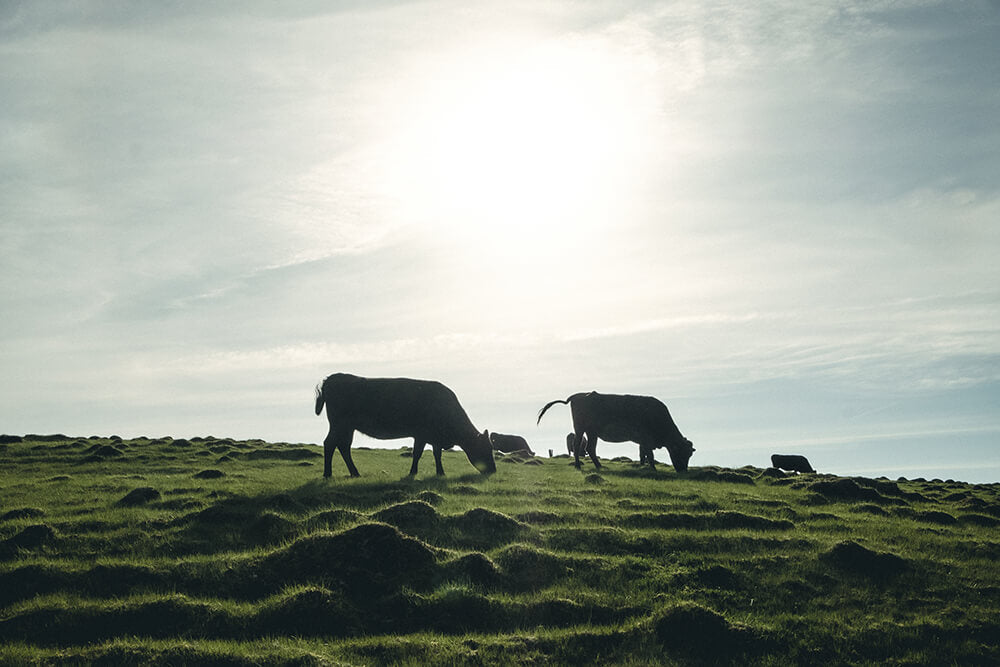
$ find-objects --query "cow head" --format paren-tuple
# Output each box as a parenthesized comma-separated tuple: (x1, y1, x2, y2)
(666, 437, 695, 473)
(467, 429, 497, 474)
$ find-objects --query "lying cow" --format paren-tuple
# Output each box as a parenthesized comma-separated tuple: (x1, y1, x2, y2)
(315, 373, 496, 477)
(771, 454, 816, 474)
(538, 391, 694, 472)
(490, 432, 534, 456)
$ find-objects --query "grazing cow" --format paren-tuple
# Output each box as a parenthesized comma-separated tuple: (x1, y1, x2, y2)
(315, 373, 496, 477)
(490, 432, 534, 456)
(538, 391, 694, 472)
(566, 432, 589, 457)
(770, 454, 816, 474)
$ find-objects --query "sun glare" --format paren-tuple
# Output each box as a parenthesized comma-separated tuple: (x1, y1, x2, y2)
(385, 35, 662, 260)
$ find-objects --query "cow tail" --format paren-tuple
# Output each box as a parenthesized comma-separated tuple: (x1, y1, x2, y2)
(314, 382, 325, 416)
(536, 398, 570, 425)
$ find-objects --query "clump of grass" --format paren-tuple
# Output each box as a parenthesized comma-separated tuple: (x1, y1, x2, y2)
(193, 469, 225, 479)
(1, 508, 45, 521)
(649, 601, 765, 661)
(820, 540, 909, 579)
(116, 487, 160, 506)
(494, 544, 570, 591)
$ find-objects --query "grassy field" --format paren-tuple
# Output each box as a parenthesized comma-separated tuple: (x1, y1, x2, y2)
(0, 434, 998, 665)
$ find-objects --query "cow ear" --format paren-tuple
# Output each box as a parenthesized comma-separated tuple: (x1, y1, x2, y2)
(482, 429, 489, 437)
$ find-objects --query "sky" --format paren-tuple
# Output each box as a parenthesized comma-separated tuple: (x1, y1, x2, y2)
(2, 1, 999, 482)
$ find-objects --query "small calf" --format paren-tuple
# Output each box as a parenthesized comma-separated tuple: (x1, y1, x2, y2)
(771, 454, 816, 474)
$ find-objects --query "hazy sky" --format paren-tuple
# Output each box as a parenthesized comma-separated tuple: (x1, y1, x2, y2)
(3, 1, 999, 482)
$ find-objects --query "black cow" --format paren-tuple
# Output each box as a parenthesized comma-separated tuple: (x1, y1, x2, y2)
(538, 391, 694, 471)
(770, 454, 815, 474)
(490, 432, 534, 456)
(315, 373, 496, 477)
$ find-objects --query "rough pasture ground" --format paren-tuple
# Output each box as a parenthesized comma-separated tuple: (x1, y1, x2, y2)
(0, 436, 998, 665)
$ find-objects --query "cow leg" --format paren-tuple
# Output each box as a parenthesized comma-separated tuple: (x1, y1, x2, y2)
(337, 431, 359, 478)
(572, 432, 585, 468)
(432, 445, 445, 476)
(641, 445, 656, 470)
(409, 439, 427, 476)
(586, 433, 601, 469)
(323, 431, 335, 478)
(324, 425, 355, 478)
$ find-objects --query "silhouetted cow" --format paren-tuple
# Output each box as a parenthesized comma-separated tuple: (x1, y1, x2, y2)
(770, 454, 815, 474)
(315, 373, 496, 477)
(566, 431, 590, 458)
(490, 432, 534, 456)
(538, 391, 694, 472)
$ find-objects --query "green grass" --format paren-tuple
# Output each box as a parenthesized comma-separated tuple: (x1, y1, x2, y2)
(1, 434, 998, 665)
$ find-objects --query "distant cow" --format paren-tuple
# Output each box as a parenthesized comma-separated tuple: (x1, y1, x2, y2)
(538, 392, 694, 472)
(771, 454, 815, 474)
(566, 432, 589, 457)
(490, 432, 534, 456)
(315, 373, 496, 477)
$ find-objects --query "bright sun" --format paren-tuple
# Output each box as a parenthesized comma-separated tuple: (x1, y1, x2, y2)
(384, 34, 662, 258)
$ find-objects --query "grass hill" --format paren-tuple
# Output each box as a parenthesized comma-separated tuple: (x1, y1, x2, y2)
(1, 434, 998, 665)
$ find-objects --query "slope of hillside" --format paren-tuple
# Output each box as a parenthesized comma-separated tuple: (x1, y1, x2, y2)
(1, 435, 998, 665)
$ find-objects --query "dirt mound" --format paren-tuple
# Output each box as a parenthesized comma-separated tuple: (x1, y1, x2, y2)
(411, 586, 498, 633)
(1, 508, 45, 521)
(821, 540, 909, 578)
(911, 510, 958, 525)
(246, 447, 321, 461)
(651, 602, 759, 660)
(193, 469, 225, 479)
(247, 512, 297, 544)
(446, 552, 502, 588)
(494, 544, 569, 591)
(694, 564, 742, 589)
(117, 487, 161, 506)
(689, 469, 756, 484)
(372, 501, 440, 532)
(808, 478, 894, 504)
(4, 524, 57, 550)
(81, 445, 125, 463)
(307, 509, 363, 530)
(516, 510, 562, 525)
(450, 508, 527, 545)
(584, 474, 606, 484)
(416, 490, 443, 505)
(261, 493, 306, 513)
(850, 504, 890, 516)
(257, 586, 359, 637)
(263, 523, 438, 596)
